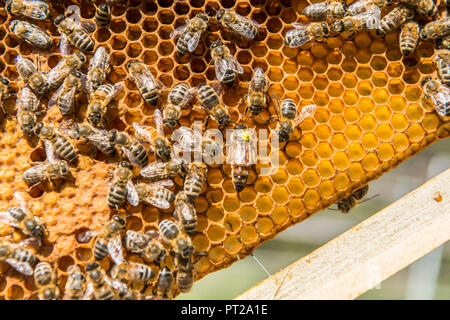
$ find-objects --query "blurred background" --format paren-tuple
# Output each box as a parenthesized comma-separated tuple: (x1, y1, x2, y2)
(177, 137, 450, 300)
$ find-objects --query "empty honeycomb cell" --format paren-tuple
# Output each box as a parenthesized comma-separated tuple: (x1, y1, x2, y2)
(207, 206, 224, 222)
(389, 96, 407, 112)
(283, 75, 299, 91)
(327, 67, 343, 81)
(416, 42, 434, 58)
(266, 17, 283, 33)
(378, 143, 395, 161)
(111, 35, 127, 50)
(255, 195, 274, 214)
(318, 180, 335, 198)
(312, 75, 328, 91)
(6, 285, 24, 300)
(285, 142, 302, 157)
(403, 69, 420, 85)
(387, 62, 403, 78)
(408, 124, 425, 142)
(362, 153, 380, 171)
(348, 142, 364, 161)
(326, 50, 342, 65)
(208, 246, 226, 265)
(143, 34, 158, 49)
(288, 198, 305, 217)
(418, 59, 435, 74)
(143, 17, 159, 32)
(373, 88, 389, 104)
(376, 124, 394, 141)
(345, 125, 362, 141)
(370, 56, 388, 71)
(193, 234, 210, 253)
(159, 0, 175, 7)
(333, 151, 350, 170)
(238, 187, 257, 203)
(300, 133, 318, 149)
(302, 169, 320, 187)
(207, 225, 226, 243)
(272, 186, 289, 204)
(372, 71, 388, 87)
(405, 85, 421, 102)
(391, 114, 409, 131)
(357, 81, 374, 96)
(310, 43, 329, 59)
(330, 133, 348, 150)
(142, 207, 160, 223)
(327, 83, 344, 97)
(313, 108, 330, 123)
(111, 20, 127, 34)
(238, 206, 257, 223)
(330, 115, 346, 131)
(356, 66, 372, 80)
(197, 215, 209, 232)
(57, 255, 75, 273)
(362, 133, 379, 150)
(75, 247, 92, 261)
(386, 46, 402, 61)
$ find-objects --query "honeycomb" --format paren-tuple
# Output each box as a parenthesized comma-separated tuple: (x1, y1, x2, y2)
(0, 0, 448, 299)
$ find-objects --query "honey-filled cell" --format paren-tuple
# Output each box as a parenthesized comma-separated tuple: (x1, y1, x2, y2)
(0, 0, 447, 301)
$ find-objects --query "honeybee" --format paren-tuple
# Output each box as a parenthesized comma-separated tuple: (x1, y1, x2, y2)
(87, 82, 124, 126)
(70, 122, 116, 157)
(127, 60, 163, 106)
(173, 232, 194, 259)
(210, 40, 244, 87)
(377, 6, 414, 36)
(0, 241, 37, 276)
(275, 102, 317, 143)
(93, 215, 125, 265)
(107, 161, 140, 209)
(170, 13, 209, 56)
(34, 262, 60, 300)
(0, 76, 14, 119)
(162, 83, 195, 128)
(111, 262, 155, 283)
(284, 22, 332, 48)
(34, 122, 78, 163)
(136, 180, 175, 209)
(400, 20, 419, 56)
(48, 71, 84, 116)
(0, 192, 45, 242)
(64, 265, 87, 300)
(155, 266, 174, 300)
(242, 67, 270, 117)
(87, 46, 110, 94)
(227, 124, 256, 192)
(337, 185, 369, 213)
(46, 51, 86, 90)
(330, 5, 381, 34)
(435, 50, 450, 86)
(183, 162, 207, 201)
(440, 35, 450, 50)
(9, 20, 52, 49)
(6, 0, 52, 20)
(216, 9, 260, 39)
(398, 0, 437, 17)
(420, 18, 450, 41)
(95, 3, 111, 26)
(140, 158, 186, 181)
(22, 138, 70, 189)
(159, 219, 180, 245)
(124, 230, 167, 263)
(174, 254, 193, 293)
(17, 86, 40, 135)
(54, 10, 96, 53)
(133, 110, 172, 161)
(173, 191, 197, 234)
(197, 82, 221, 111)
(302, 1, 347, 21)
(85, 262, 117, 300)
(108, 130, 149, 167)
(16, 55, 48, 95)
(421, 77, 450, 117)
(347, 0, 390, 16)
(172, 125, 221, 161)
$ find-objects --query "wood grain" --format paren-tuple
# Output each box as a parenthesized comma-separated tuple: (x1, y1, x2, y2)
(235, 169, 450, 300)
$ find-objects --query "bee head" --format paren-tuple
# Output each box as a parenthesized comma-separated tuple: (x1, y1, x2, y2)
(119, 161, 133, 171)
(54, 15, 66, 26)
(32, 224, 45, 238)
(330, 20, 344, 34)
(99, 3, 109, 12)
(210, 40, 223, 49)
(86, 262, 99, 271)
(112, 215, 126, 226)
(88, 110, 102, 126)
(159, 145, 172, 161)
(420, 76, 432, 87)
(216, 9, 225, 20)
(59, 160, 69, 176)
(34, 122, 44, 135)
(163, 119, 177, 128)
(75, 52, 87, 64)
(197, 13, 209, 22)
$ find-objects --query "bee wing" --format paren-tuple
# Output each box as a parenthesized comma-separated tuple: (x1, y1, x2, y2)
(22, 0, 51, 20)
(170, 24, 189, 39)
(0, 211, 19, 228)
(148, 179, 174, 188)
(131, 65, 158, 90)
(285, 26, 313, 47)
(187, 31, 202, 52)
(140, 162, 166, 179)
(81, 21, 97, 34)
(173, 126, 194, 152)
(108, 236, 124, 265)
(78, 73, 90, 95)
(44, 140, 58, 164)
(432, 86, 450, 117)
(152, 109, 165, 137)
(82, 282, 94, 300)
(14, 191, 28, 210)
(16, 55, 37, 79)
(226, 55, 244, 74)
(60, 34, 71, 57)
(6, 259, 34, 276)
(144, 196, 171, 210)
(354, 5, 381, 28)
(231, 14, 260, 38)
(126, 180, 140, 206)
(105, 81, 125, 103)
(48, 84, 64, 109)
(133, 122, 154, 143)
(23, 27, 51, 47)
(293, 104, 317, 127)
(46, 59, 73, 87)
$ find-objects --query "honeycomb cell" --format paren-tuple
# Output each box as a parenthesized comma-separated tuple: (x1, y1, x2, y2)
(405, 85, 422, 101)
(223, 235, 242, 254)
(333, 172, 350, 191)
(378, 143, 394, 161)
(208, 246, 226, 264)
(207, 207, 224, 222)
(288, 198, 305, 217)
(343, 90, 359, 105)
(372, 71, 388, 87)
(318, 180, 335, 198)
(422, 114, 440, 132)
(376, 124, 394, 142)
(255, 196, 274, 213)
(373, 88, 389, 104)
(272, 186, 289, 204)
(330, 115, 346, 131)
(314, 124, 332, 140)
(362, 153, 380, 171)
(286, 158, 303, 175)
(348, 142, 364, 161)
(362, 133, 379, 150)
(223, 214, 242, 233)
(391, 114, 409, 131)
(345, 125, 362, 141)
(207, 225, 226, 243)
(301, 150, 318, 167)
(407, 124, 425, 142)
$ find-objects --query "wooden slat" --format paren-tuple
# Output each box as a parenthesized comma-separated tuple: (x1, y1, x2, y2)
(235, 169, 450, 300)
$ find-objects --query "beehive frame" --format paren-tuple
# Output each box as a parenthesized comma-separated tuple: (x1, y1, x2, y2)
(0, 0, 448, 299)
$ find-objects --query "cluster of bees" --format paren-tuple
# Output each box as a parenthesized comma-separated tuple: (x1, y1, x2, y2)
(0, 0, 448, 300)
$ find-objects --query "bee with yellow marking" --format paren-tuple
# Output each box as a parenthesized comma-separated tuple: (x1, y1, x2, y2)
(421, 76, 450, 118)
(127, 60, 163, 106)
(9, 20, 52, 49)
(171, 13, 209, 56)
(275, 102, 318, 144)
(48, 71, 84, 116)
(420, 18, 450, 41)
(106, 161, 140, 210)
(140, 158, 186, 181)
(347, 0, 390, 16)
(46, 51, 86, 90)
(398, 0, 437, 17)
(87, 46, 110, 94)
(303, 1, 347, 21)
(93, 215, 125, 265)
(136, 180, 175, 210)
(34, 262, 60, 300)
(0, 241, 37, 276)
(210, 40, 244, 87)
(184, 162, 207, 201)
(54, 9, 95, 53)
(124, 230, 167, 263)
(162, 83, 195, 128)
(95, 3, 111, 26)
(133, 109, 173, 162)
(400, 20, 419, 56)
(216, 9, 260, 39)
(87, 82, 124, 127)
(64, 265, 87, 300)
(6, 0, 52, 20)
(16, 55, 48, 95)
(377, 6, 414, 35)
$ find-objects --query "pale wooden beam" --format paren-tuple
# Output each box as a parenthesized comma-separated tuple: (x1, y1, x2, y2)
(235, 169, 450, 300)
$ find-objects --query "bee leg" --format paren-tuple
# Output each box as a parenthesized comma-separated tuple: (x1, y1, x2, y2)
(0, 103, 13, 120)
(28, 181, 43, 192)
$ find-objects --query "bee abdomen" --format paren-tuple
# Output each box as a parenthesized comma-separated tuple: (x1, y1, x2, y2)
(141, 87, 159, 106)
(93, 237, 109, 260)
(400, 21, 419, 56)
(169, 83, 189, 105)
(13, 248, 36, 265)
(232, 165, 249, 192)
(107, 184, 127, 209)
(34, 262, 53, 286)
(95, 4, 111, 26)
(222, 70, 236, 87)
(57, 92, 75, 115)
(134, 265, 154, 281)
(377, 6, 413, 35)
(184, 174, 204, 201)
(54, 136, 77, 162)
(95, 288, 116, 300)
(8, 207, 26, 221)
(280, 99, 297, 119)
(198, 85, 219, 109)
(130, 142, 149, 167)
(177, 270, 193, 293)
(70, 30, 94, 52)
